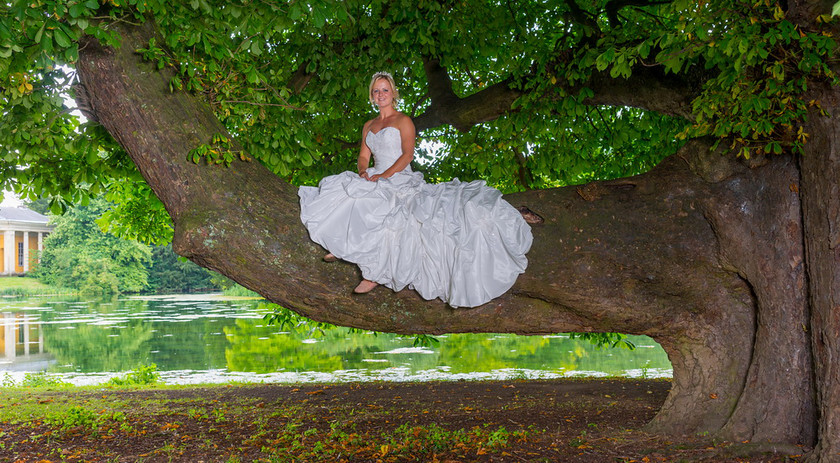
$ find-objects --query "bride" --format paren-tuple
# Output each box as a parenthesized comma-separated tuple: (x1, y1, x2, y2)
(298, 72, 533, 308)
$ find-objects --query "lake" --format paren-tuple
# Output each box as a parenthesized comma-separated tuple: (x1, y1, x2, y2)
(0, 294, 672, 385)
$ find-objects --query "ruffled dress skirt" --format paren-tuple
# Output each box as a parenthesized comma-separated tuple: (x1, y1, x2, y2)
(299, 169, 533, 308)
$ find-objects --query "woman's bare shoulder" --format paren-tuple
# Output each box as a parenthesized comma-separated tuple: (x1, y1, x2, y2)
(395, 113, 415, 131)
(361, 118, 376, 135)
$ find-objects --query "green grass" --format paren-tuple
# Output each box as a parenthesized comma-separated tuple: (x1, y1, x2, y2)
(0, 382, 535, 461)
(222, 284, 262, 297)
(0, 276, 76, 296)
(0, 276, 48, 289)
(106, 364, 162, 387)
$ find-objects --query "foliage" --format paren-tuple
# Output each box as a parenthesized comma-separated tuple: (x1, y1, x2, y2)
(98, 180, 173, 245)
(569, 332, 636, 350)
(652, 0, 839, 157)
(32, 197, 152, 294)
(263, 302, 362, 337)
(146, 244, 217, 293)
(0, 371, 72, 388)
(106, 364, 162, 387)
(0, 0, 734, 240)
(43, 405, 128, 436)
(262, 302, 441, 347)
(30, 197, 214, 294)
(21, 197, 50, 215)
(0, 0, 834, 242)
(45, 405, 98, 430)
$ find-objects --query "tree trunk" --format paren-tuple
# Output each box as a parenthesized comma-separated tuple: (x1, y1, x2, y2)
(75, 20, 816, 448)
(800, 83, 840, 462)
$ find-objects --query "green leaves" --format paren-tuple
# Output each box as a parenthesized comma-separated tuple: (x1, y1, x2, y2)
(33, 198, 153, 294)
(674, 3, 838, 157)
(1, 0, 836, 247)
(188, 133, 248, 167)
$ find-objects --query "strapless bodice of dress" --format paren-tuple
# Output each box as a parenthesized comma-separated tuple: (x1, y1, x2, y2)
(365, 126, 412, 175)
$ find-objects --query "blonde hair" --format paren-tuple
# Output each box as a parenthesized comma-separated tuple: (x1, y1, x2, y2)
(368, 71, 400, 105)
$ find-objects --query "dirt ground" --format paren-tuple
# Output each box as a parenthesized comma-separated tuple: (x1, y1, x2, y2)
(0, 378, 804, 462)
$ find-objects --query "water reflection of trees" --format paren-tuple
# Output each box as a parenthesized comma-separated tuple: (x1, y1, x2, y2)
(2, 296, 671, 378)
(40, 298, 154, 372)
(224, 318, 671, 376)
(33, 298, 243, 373)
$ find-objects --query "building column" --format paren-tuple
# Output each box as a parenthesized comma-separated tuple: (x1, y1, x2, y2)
(3, 230, 14, 276)
(22, 315, 30, 356)
(3, 313, 14, 359)
(38, 322, 44, 355)
(22, 231, 29, 273)
(36, 232, 43, 268)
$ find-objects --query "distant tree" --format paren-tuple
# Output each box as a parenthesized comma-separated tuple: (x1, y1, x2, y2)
(33, 198, 152, 294)
(146, 244, 217, 293)
(22, 197, 50, 215)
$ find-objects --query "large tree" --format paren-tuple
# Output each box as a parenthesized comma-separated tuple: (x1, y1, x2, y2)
(2, 0, 839, 459)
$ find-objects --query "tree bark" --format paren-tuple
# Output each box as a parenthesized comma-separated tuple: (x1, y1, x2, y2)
(784, 0, 840, 456)
(76, 19, 816, 449)
(412, 53, 699, 131)
(799, 83, 840, 462)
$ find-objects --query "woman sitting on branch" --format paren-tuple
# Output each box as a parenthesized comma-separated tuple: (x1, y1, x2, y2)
(299, 72, 533, 308)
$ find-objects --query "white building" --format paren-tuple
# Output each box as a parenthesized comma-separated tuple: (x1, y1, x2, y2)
(0, 207, 53, 275)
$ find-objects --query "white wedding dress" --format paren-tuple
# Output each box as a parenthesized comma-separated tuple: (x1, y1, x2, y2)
(298, 127, 533, 308)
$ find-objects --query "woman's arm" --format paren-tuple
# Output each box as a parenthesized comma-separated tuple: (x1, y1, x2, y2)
(369, 115, 415, 181)
(357, 120, 373, 180)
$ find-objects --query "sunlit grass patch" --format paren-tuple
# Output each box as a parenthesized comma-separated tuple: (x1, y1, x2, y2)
(1, 371, 73, 388)
(260, 418, 533, 461)
(0, 276, 75, 296)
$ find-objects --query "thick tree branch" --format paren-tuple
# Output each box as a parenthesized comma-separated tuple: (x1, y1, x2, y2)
(604, 0, 672, 27)
(413, 56, 700, 133)
(563, 0, 600, 37)
(787, 0, 836, 27)
(579, 65, 698, 118)
(287, 62, 314, 94)
(414, 58, 523, 132)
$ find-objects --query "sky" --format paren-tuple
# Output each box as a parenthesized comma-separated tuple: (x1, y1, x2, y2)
(1, 192, 22, 208)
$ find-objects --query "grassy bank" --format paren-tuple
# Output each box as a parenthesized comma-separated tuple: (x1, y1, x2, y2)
(0, 378, 798, 462)
(0, 276, 76, 297)
(221, 283, 262, 298)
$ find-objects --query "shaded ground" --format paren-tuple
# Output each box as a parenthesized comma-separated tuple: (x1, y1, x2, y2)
(0, 379, 804, 462)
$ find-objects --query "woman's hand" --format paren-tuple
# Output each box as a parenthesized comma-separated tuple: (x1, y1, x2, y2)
(359, 170, 371, 180)
(368, 172, 392, 182)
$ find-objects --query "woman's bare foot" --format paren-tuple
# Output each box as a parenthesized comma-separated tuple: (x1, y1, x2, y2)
(353, 279, 378, 294)
(323, 253, 338, 262)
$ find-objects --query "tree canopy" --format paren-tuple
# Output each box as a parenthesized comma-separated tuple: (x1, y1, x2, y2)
(3, 0, 840, 460)
(2, 0, 776, 236)
(2, 0, 835, 240)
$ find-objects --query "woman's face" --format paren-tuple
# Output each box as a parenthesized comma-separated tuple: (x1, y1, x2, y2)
(370, 78, 395, 109)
